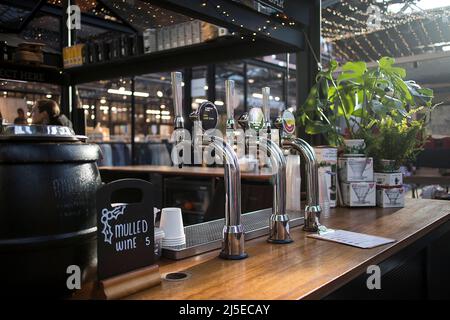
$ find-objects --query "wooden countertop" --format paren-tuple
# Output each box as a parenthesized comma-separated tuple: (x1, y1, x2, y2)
(123, 199, 450, 300)
(99, 165, 274, 181)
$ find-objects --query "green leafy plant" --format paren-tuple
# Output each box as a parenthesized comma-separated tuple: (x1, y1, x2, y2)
(362, 116, 426, 170)
(298, 57, 435, 149)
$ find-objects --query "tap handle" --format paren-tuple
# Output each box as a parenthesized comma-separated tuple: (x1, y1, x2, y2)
(262, 87, 271, 125)
(225, 80, 235, 124)
(237, 112, 249, 130)
(171, 72, 184, 168)
(171, 72, 183, 123)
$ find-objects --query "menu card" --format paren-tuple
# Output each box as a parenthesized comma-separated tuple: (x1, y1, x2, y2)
(308, 230, 396, 249)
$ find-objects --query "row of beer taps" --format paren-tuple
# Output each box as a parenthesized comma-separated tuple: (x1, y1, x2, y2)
(170, 71, 321, 260)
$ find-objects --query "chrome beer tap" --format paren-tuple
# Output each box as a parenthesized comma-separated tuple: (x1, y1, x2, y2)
(172, 72, 247, 260)
(237, 88, 292, 244)
(261, 87, 292, 243)
(185, 98, 247, 260)
(171, 72, 185, 168)
(274, 110, 322, 232)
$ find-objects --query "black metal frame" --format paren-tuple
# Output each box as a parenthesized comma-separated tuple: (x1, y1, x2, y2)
(65, 36, 297, 85)
(296, 0, 322, 144)
(95, 0, 138, 34)
(1, 0, 319, 154)
(0, 0, 136, 34)
(144, 0, 306, 48)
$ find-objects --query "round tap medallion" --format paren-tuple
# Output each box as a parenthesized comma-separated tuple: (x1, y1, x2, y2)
(248, 107, 264, 131)
(198, 101, 218, 131)
(282, 110, 296, 136)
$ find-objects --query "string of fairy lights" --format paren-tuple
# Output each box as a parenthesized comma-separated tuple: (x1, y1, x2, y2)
(13, 0, 450, 64)
(47, 0, 301, 42)
(324, 0, 450, 62)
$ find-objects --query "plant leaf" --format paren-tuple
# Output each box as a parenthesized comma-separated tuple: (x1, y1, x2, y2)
(337, 61, 367, 83)
(379, 57, 406, 78)
(305, 121, 330, 134)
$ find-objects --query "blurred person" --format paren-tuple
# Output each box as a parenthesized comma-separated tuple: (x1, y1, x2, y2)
(13, 108, 27, 125)
(31, 99, 73, 128)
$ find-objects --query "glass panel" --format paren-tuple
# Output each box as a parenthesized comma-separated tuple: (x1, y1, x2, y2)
(0, 81, 60, 125)
(215, 61, 245, 130)
(78, 77, 132, 142)
(134, 72, 174, 141)
(191, 66, 208, 110)
(287, 69, 296, 111)
(246, 63, 284, 118)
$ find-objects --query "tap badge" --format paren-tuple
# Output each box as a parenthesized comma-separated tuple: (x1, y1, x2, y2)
(248, 107, 265, 131)
(198, 101, 218, 131)
(282, 110, 296, 136)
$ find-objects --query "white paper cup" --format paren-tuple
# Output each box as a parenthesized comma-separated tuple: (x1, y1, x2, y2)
(162, 233, 186, 247)
(159, 207, 185, 240)
(162, 237, 186, 244)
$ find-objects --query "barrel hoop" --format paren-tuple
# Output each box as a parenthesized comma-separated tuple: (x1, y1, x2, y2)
(0, 227, 97, 248)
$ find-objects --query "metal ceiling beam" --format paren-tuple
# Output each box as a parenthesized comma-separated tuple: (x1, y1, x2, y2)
(321, 0, 341, 9)
(96, 0, 138, 33)
(16, 0, 46, 33)
(0, 0, 135, 34)
(66, 37, 294, 85)
(142, 0, 306, 50)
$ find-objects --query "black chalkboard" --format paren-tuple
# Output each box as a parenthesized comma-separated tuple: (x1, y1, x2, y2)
(96, 179, 155, 280)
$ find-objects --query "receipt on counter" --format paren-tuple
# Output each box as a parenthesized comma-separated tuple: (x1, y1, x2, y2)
(308, 229, 396, 249)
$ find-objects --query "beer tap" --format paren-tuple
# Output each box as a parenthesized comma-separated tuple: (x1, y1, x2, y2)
(274, 110, 322, 232)
(237, 88, 292, 244)
(170, 73, 247, 259)
(171, 72, 185, 169)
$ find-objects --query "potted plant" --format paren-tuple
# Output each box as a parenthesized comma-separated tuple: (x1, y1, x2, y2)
(298, 57, 436, 166)
(362, 116, 427, 172)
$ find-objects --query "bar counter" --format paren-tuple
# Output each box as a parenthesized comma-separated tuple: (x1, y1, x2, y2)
(99, 165, 274, 181)
(76, 198, 450, 299)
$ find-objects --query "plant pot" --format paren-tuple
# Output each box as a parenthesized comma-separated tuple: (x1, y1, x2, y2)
(377, 159, 400, 173)
(343, 139, 365, 156)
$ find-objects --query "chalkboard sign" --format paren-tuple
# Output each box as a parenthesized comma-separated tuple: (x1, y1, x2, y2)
(96, 179, 155, 280)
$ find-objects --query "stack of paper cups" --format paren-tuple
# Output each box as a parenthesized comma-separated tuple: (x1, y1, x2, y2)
(159, 207, 186, 247)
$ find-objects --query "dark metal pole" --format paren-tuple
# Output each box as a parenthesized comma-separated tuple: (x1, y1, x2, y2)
(61, 0, 86, 134)
(243, 62, 248, 112)
(108, 101, 113, 135)
(17, 0, 46, 33)
(131, 77, 136, 165)
(207, 64, 216, 103)
(60, 0, 71, 119)
(183, 67, 193, 131)
(93, 102, 98, 128)
(296, 0, 321, 144)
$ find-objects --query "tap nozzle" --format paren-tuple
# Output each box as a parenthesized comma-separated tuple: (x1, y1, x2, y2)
(262, 87, 271, 138)
(225, 80, 236, 130)
(237, 113, 249, 130)
(171, 71, 185, 168)
(171, 71, 184, 129)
